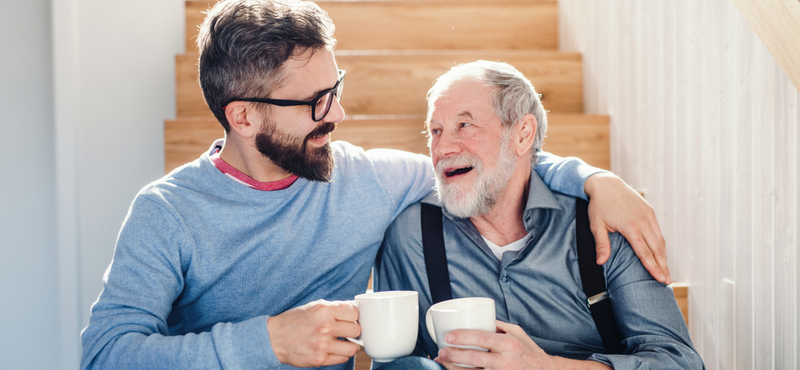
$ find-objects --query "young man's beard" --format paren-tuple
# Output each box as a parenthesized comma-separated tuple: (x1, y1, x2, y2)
(255, 119, 336, 182)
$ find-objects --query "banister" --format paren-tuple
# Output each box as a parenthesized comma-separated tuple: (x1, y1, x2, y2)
(732, 0, 800, 90)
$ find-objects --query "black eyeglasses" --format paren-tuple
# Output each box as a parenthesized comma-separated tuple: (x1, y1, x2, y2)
(224, 70, 346, 122)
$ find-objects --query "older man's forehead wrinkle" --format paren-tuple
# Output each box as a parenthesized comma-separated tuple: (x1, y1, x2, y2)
(457, 111, 474, 120)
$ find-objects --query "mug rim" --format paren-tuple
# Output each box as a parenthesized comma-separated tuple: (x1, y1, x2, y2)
(430, 297, 494, 312)
(355, 290, 418, 300)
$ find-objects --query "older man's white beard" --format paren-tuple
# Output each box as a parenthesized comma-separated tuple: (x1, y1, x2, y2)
(434, 140, 518, 219)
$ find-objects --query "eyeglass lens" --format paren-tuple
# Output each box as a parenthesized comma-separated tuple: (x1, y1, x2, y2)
(313, 74, 345, 121)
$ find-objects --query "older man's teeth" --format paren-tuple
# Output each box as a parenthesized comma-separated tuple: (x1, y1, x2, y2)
(446, 167, 474, 177)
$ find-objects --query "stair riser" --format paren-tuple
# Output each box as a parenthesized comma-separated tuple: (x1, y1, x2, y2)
(164, 114, 607, 173)
(185, 0, 558, 52)
(176, 51, 583, 117)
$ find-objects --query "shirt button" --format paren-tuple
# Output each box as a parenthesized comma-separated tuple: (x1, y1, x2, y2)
(502, 276, 509, 283)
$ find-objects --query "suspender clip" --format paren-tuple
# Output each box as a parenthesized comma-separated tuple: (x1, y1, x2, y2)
(587, 291, 609, 307)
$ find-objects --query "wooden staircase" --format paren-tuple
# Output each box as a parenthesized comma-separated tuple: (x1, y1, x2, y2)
(166, 0, 611, 173)
(166, 1, 614, 368)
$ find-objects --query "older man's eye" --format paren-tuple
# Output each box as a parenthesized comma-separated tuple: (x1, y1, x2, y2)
(429, 128, 441, 135)
(459, 122, 472, 128)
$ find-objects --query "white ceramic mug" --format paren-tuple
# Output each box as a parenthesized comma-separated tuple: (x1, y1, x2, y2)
(425, 297, 496, 352)
(347, 290, 419, 363)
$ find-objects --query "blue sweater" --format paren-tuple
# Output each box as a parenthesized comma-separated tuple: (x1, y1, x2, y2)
(80, 140, 596, 370)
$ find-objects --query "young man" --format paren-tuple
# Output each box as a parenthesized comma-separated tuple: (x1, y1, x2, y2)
(81, 1, 669, 369)
(375, 61, 703, 369)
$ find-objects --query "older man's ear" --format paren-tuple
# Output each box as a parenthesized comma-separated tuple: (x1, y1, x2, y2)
(514, 113, 538, 157)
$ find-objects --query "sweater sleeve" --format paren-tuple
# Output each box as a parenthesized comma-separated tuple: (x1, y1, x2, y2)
(587, 233, 704, 369)
(364, 148, 436, 218)
(533, 151, 606, 200)
(80, 195, 279, 370)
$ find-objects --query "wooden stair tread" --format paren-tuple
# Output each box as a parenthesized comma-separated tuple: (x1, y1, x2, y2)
(185, 0, 558, 52)
(176, 50, 583, 118)
(164, 113, 608, 173)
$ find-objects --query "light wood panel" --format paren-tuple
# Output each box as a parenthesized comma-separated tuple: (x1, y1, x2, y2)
(164, 113, 608, 173)
(733, 0, 800, 90)
(185, 0, 558, 53)
(176, 50, 583, 118)
(562, 1, 800, 367)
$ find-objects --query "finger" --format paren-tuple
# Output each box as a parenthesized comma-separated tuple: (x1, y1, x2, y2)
(446, 329, 506, 353)
(318, 354, 357, 367)
(331, 301, 360, 322)
(590, 220, 613, 265)
(495, 320, 510, 334)
(494, 321, 520, 336)
(330, 320, 361, 340)
(434, 357, 462, 370)
(438, 347, 491, 369)
(626, 230, 667, 283)
(326, 338, 361, 359)
(494, 321, 531, 345)
(641, 221, 671, 284)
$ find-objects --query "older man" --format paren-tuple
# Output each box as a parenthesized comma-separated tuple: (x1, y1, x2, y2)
(80, 1, 670, 369)
(376, 61, 703, 369)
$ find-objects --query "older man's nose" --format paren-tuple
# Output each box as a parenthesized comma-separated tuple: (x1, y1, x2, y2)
(434, 130, 462, 158)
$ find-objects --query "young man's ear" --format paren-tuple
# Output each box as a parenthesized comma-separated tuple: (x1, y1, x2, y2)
(514, 113, 538, 157)
(224, 101, 258, 138)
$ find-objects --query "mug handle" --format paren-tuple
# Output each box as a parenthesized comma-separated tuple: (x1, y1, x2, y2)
(425, 308, 437, 345)
(345, 337, 364, 346)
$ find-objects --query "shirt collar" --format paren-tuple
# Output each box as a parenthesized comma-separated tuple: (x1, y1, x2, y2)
(521, 166, 563, 232)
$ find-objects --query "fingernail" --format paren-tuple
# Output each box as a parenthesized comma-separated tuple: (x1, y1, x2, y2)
(666, 274, 672, 284)
(438, 349, 447, 360)
(596, 253, 604, 263)
(445, 333, 455, 344)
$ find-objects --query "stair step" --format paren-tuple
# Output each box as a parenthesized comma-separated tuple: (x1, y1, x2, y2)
(185, 0, 558, 52)
(164, 113, 608, 173)
(176, 50, 583, 118)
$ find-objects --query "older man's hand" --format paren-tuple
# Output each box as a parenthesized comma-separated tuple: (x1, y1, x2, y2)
(434, 321, 612, 370)
(584, 172, 671, 284)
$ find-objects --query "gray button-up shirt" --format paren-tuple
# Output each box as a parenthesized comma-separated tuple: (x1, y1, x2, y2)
(375, 167, 704, 369)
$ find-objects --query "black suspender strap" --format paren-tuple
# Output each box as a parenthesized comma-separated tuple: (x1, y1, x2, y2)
(420, 203, 453, 304)
(575, 198, 624, 354)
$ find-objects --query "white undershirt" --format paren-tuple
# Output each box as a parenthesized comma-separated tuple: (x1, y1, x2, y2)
(482, 232, 533, 261)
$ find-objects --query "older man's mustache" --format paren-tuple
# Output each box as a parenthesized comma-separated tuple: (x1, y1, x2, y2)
(436, 155, 481, 179)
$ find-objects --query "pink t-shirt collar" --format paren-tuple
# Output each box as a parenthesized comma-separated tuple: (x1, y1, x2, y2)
(210, 148, 298, 191)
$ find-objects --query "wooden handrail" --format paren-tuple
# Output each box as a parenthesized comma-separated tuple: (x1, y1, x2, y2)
(733, 0, 800, 90)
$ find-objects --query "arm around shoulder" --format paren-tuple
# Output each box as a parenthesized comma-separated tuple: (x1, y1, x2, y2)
(533, 151, 605, 200)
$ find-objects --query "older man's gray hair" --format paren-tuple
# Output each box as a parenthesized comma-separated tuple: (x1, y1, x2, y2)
(426, 60, 548, 162)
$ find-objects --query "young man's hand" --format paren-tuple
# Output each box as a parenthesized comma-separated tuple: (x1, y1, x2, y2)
(584, 172, 671, 284)
(267, 300, 361, 367)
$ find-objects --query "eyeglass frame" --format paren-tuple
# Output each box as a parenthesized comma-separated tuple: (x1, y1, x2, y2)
(222, 70, 346, 122)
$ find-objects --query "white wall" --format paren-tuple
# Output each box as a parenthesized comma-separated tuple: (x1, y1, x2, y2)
(52, 0, 184, 328)
(0, 1, 181, 369)
(0, 1, 59, 369)
(560, 1, 800, 369)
